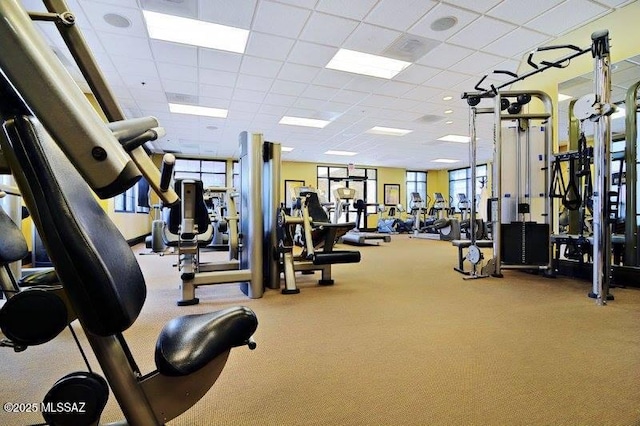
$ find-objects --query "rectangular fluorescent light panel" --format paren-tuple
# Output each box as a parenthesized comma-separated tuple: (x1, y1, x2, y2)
(367, 126, 413, 136)
(558, 93, 573, 102)
(326, 48, 411, 79)
(432, 158, 459, 163)
(281, 146, 295, 152)
(437, 134, 470, 143)
(169, 103, 228, 118)
(143, 10, 249, 53)
(325, 150, 357, 156)
(279, 116, 330, 128)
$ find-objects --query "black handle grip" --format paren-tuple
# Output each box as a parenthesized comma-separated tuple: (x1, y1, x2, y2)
(159, 153, 175, 192)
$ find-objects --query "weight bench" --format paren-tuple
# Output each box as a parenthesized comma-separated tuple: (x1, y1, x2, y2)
(451, 239, 493, 274)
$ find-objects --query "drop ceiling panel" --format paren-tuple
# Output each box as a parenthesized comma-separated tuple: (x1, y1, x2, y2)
(301, 85, 341, 101)
(394, 64, 441, 84)
(315, 0, 378, 21)
(151, 41, 197, 67)
(157, 63, 198, 82)
(312, 69, 354, 89)
(483, 27, 551, 58)
(526, 0, 610, 36)
(443, 0, 503, 13)
(287, 42, 337, 67)
(235, 74, 273, 91)
(487, 0, 564, 25)
(366, 0, 438, 31)
(448, 17, 517, 50)
(239, 56, 283, 78)
(342, 23, 402, 55)
(81, 1, 149, 36)
(449, 51, 506, 76)
(252, 1, 312, 38)
(343, 75, 385, 93)
(270, 80, 308, 96)
(278, 63, 321, 83)
(98, 33, 153, 60)
(424, 70, 473, 89)
(300, 12, 359, 47)
(245, 32, 295, 61)
(416, 43, 475, 69)
(403, 85, 443, 101)
(263, 93, 298, 107)
(199, 0, 256, 29)
(198, 50, 242, 72)
(161, 79, 198, 96)
(198, 68, 237, 88)
(198, 84, 234, 100)
(330, 89, 370, 104)
(409, 4, 480, 41)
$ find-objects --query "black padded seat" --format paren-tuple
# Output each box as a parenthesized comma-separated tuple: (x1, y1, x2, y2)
(19, 269, 58, 287)
(155, 306, 258, 377)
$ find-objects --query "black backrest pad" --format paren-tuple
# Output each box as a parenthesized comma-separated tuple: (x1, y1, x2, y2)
(0, 206, 28, 264)
(305, 192, 330, 223)
(167, 179, 210, 235)
(1, 116, 145, 336)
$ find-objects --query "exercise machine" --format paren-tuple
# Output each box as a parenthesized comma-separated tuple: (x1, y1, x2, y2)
(277, 188, 361, 294)
(0, 2, 258, 425)
(334, 187, 391, 246)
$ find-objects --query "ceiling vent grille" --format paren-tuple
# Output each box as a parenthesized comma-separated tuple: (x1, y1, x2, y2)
(383, 34, 440, 63)
(166, 92, 199, 104)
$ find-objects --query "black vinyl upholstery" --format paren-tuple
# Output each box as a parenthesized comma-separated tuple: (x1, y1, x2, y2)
(0, 206, 28, 264)
(167, 179, 211, 237)
(1, 116, 145, 336)
(302, 192, 330, 223)
(155, 306, 258, 376)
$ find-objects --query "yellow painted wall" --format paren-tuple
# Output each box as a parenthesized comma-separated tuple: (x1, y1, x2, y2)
(427, 169, 449, 205)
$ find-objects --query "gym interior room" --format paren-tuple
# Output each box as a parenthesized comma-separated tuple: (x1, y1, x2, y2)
(0, 0, 639, 425)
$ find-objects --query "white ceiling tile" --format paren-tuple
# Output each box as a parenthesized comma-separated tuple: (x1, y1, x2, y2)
(593, 0, 633, 6)
(300, 12, 359, 47)
(301, 85, 340, 100)
(199, 0, 257, 29)
(366, 0, 438, 31)
(275, 0, 318, 8)
(252, 1, 312, 38)
(343, 75, 385, 92)
(443, 0, 503, 13)
(110, 56, 158, 78)
(287, 42, 338, 67)
(199, 84, 234, 100)
(409, 4, 480, 41)
(343, 23, 402, 55)
(403, 85, 445, 101)
(377, 80, 416, 97)
(79, 2, 148, 36)
(199, 68, 237, 87)
(157, 63, 198, 82)
(321, 101, 355, 113)
(487, 0, 564, 25)
(270, 79, 308, 96)
(199, 50, 242, 72)
(259, 105, 289, 116)
(236, 74, 274, 91)
(232, 88, 267, 103)
(161, 79, 198, 95)
(448, 16, 517, 50)
(313, 69, 354, 88)
(198, 97, 230, 109)
(483, 28, 551, 58)
(359, 94, 398, 108)
(449, 51, 506, 76)
(263, 93, 298, 107)
(394, 64, 441, 84)
(226, 110, 255, 121)
(229, 100, 262, 113)
(278, 63, 321, 83)
(150, 40, 197, 67)
(525, 0, 610, 36)
(416, 43, 474, 69)
(330, 89, 370, 104)
(240, 56, 284, 78)
(245, 32, 295, 61)
(424, 70, 473, 89)
(128, 88, 166, 103)
(294, 97, 327, 109)
(315, 0, 379, 20)
(98, 33, 153, 60)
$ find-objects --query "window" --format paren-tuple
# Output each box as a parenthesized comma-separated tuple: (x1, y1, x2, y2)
(406, 171, 427, 210)
(114, 178, 149, 214)
(174, 158, 226, 187)
(232, 161, 240, 189)
(448, 165, 487, 212)
(317, 166, 377, 222)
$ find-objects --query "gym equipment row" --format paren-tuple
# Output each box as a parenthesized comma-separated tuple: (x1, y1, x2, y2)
(0, 1, 258, 425)
(333, 187, 391, 246)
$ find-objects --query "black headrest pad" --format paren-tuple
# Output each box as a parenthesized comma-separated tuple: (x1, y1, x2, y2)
(0, 206, 28, 264)
(1, 116, 145, 335)
(305, 193, 330, 223)
(167, 179, 211, 235)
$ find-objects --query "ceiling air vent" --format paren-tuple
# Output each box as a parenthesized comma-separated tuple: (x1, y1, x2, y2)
(383, 34, 440, 63)
(166, 92, 199, 104)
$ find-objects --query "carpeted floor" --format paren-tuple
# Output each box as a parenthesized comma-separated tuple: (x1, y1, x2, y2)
(1, 235, 639, 425)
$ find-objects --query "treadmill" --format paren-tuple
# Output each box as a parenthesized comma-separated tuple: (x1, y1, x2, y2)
(333, 187, 391, 246)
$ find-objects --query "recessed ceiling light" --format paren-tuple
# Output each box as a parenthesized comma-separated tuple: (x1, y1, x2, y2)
(281, 146, 295, 152)
(432, 158, 459, 163)
(444, 109, 453, 114)
(279, 116, 330, 128)
(445, 120, 453, 124)
(169, 103, 228, 118)
(431, 16, 458, 32)
(367, 126, 413, 136)
(103, 13, 131, 28)
(143, 10, 249, 53)
(442, 96, 453, 101)
(325, 150, 357, 156)
(558, 93, 573, 102)
(438, 134, 470, 143)
(326, 48, 411, 79)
